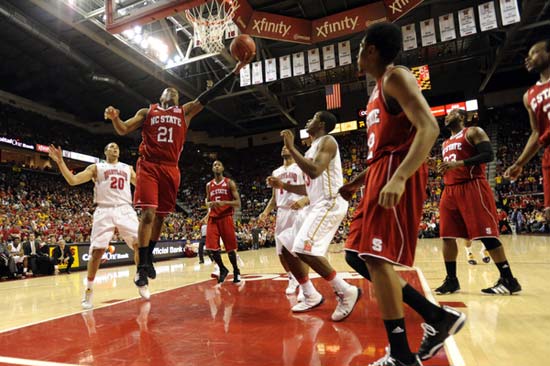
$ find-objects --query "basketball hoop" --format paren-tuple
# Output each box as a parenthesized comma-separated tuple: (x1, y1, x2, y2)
(185, 0, 236, 54)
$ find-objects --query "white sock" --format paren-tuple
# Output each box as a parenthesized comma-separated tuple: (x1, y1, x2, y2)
(86, 279, 94, 290)
(329, 274, 351, 293)
(287, 272, 295, 282)
(300, 280, 317, 296)
(23, 268, 27, 273)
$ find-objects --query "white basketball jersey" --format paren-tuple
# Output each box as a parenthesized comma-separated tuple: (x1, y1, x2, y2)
(304, 136, 343, 205)
(94, 162, 133, 206)
(272, 163, 304, 209)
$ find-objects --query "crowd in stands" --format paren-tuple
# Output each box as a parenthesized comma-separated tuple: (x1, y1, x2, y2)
(2, 102, 550, 278)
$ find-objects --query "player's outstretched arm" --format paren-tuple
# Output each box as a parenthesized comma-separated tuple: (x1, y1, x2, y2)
(183, 55, 255, 125)
(379, 67, 439, 208)
(104, 107, 148, 135)
(48, 145, 96, 186)
(504, 92, 541, 181)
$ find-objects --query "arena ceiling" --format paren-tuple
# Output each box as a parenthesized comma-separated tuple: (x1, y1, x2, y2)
(0, 0, 549, 138)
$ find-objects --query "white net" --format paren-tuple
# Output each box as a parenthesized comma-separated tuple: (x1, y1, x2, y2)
(185, 0, 236, 54)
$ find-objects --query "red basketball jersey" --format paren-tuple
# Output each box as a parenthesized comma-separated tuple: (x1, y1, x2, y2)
(208, 177, 234, 218)
(139, 104, 187, 164)
(527, 80, 550, 167)
(442, 128, 486, 185)
(365, 67, 416, 165)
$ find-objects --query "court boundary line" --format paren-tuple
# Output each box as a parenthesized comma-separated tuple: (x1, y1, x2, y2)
(0, 355, 82, 366)
(415, 266, 466, 366)
(0, 277, 212, 335)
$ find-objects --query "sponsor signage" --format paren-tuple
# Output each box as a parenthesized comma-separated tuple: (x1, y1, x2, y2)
(359, 99, 477, 120)
(0, 136, 35, 150)
(245, 11, 311, 44)
(312, 2, 386, 43)
(384, 0, 424, 22)
(445, 102, 466, 113)
(36, 144, 50, 153)
(77, 240, 187, 270)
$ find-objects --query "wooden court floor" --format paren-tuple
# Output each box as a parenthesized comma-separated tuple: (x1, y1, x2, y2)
(0, 234, 548, 366)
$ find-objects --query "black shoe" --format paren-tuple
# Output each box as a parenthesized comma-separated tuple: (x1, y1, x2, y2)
(481, 277, 522, 295)
(134, 265, 149, 287)
(418, 306, 466, 361)
(369, 348, 423, 366)
(218, 267, 229, 284)
(434, 276, 460, 295)
(146, 256, 156, 279)
(233, 269, 241, 284)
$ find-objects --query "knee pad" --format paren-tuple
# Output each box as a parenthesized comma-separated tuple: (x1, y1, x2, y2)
(345, 251, 371, 281)
(480, 237, 502, 251)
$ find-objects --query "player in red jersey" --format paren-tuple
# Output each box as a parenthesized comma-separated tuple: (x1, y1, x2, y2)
(505, 40, 550, 219)
(104, 55, 253, 295)
(434, 108, 521, 296)
(338, 23, 465, 366)
(205, 160, 242, 284)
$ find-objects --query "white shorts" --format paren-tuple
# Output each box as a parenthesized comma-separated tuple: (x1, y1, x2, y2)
(277, 209, 307, 256)
(90, 204, 139, 251)
(274, 208, 300, 255)
(293, 197, 348, 257)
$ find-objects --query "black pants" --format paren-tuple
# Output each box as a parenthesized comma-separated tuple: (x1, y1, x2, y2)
(55, 257, 74, 272)
(198, 237, 208, 263)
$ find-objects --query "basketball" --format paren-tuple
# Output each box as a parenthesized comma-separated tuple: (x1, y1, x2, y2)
(108, 245, 115, 254)
(230, 34, 256, 62)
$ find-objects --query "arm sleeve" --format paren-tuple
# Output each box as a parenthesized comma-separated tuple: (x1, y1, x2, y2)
(463, 141, 494, 166)
(197, 72, 237, 105)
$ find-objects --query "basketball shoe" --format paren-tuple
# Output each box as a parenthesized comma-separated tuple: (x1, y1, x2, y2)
(331, 286, 361, 322)
(285, 274, 299, 295)
(291, 291, 324, 312)
(81, 288, 93, 310)
(481, 277, 521, 295)
(370, 347, 423, 366)
(233, 269, 242, 285)
(218, 266, 229, 284)
(418, 305, 467, 361)
(434, 276, 460, 295)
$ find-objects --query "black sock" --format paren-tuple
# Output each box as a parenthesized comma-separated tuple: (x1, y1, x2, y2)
(148, 240, 157, 258)
(383, 318, 414, 363)
(138, 247, 149, 266)
(444, 261, 457, 279)
(211, 250, 227, 271)
(345, 251, 371, 280)
(495, 260, 513, 279)
(402, 284, 445, 323)
(227, 251, 239, 272)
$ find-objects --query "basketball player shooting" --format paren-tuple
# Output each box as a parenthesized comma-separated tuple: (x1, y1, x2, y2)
(104, 50, 254, 297)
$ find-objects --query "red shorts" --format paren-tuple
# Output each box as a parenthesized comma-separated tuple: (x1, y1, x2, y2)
(134, 158, 180, 216)
(543, 149, 550, 209)
(206, 215, 237, 252)
(439, 179, 499, 240)
(346, 155, 427, 267)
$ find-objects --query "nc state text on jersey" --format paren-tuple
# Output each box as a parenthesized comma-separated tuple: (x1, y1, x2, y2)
(150, 115, 182, 127)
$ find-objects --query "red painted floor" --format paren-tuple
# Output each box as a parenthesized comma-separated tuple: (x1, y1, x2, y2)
(0, 271, 451, 366)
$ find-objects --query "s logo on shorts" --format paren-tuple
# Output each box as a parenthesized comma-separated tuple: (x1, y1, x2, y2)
(304, 240, 313, 252)
(372, 238, 383, 252)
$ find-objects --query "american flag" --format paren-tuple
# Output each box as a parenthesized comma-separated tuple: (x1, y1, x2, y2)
(325, 83, 341, 110)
